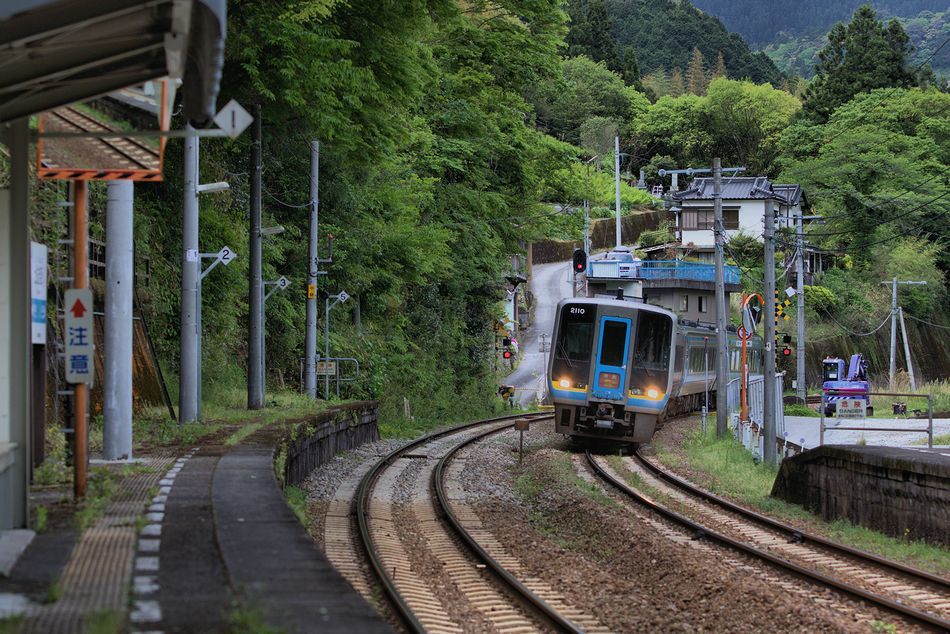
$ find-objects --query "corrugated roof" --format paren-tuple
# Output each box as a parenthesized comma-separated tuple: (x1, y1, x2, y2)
(772, 184, 804, 206)
(0, 0, 226, 125)
(672, 177, 788, 202)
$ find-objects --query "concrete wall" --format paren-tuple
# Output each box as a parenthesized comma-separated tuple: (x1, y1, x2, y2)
(531, 210, 664, 265)
(279, 401, 380, 487)
(771, 445, 950, 546)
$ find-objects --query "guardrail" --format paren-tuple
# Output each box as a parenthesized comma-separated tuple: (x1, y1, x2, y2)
(727, 373, 786, 459)
(819, 390, 934, 448)
(587, 259, 740, 285)
(298, 357, 360, 399)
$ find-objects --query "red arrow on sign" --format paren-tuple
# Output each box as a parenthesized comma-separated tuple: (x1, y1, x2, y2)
(69, 298, 87, 318)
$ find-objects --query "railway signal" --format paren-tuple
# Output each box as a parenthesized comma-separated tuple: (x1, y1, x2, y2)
(572, 248, 587, 274)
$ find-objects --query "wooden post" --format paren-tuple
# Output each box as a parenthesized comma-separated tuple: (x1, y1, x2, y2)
(72, 180, 88, 498)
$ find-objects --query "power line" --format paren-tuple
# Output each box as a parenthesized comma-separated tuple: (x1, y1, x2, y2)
(808, 169, 949, 222)
(775, 189, 950, 244)
(903, 312, 950, 331)
(817, 306, 892, 337)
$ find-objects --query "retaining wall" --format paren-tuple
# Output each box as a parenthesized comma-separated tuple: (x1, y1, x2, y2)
(531, 210, 664, 265)
(771, 445, 950, 546)
(280, 401, 380, 487)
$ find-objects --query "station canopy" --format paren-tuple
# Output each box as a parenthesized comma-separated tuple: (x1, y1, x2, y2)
(0, 0, 226, 126)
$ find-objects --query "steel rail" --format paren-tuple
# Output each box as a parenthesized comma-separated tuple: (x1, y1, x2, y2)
(586, 452, 950, 632)
(58, 106, 161, 159)
(433, 416, 583, 633)
(49, 107, 159, 171)
(355, 411, 552, 633)
(633, 451, 950, 590)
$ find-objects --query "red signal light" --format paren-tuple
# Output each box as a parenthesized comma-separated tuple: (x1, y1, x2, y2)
(782, 346, 792, 356)
(503, 350, 512, 359)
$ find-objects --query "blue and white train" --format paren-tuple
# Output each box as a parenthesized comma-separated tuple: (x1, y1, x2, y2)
(548, 297, 763, 445)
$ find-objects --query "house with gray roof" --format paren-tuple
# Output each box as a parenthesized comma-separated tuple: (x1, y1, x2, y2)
(668, 177, 808, 260)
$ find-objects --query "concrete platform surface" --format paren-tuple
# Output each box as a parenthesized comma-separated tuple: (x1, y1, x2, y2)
(213, 445, 390, 633)
(0, 529, 34, 577)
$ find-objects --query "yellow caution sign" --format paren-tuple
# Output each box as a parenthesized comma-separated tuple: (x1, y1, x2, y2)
(307, 284, 316, 299)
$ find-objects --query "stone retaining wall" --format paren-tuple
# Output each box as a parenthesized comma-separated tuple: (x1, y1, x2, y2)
(531, 210, 664, 265)
(280, 401, 380, 487)
(771, 445, 950, 546)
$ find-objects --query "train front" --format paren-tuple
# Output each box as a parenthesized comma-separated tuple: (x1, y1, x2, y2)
(548, 299, 675, 444)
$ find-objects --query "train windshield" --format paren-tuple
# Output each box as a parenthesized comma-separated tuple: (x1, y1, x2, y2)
(553, 304, 594, 387)
(630, 311, 672, 393)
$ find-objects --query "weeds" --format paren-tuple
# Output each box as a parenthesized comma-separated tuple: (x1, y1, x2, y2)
(283, 486, 311, 529)
(75, 467, 120, 532)
(784, 403, 819, 417)
(229, 600, 283, 634)
(84, 609, 122, 634)
(34, 505, 48, 533)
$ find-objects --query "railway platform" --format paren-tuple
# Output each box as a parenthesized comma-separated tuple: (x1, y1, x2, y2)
(1, 425, 390, 633)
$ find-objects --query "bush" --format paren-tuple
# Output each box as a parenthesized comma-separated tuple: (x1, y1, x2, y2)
(803, 285, 837, 312)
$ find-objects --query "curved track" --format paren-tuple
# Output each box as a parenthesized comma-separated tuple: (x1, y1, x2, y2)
(356, 413, 586, 633)
(586, 451, 950, 631)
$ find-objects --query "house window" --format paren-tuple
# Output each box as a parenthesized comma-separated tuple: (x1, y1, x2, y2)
(681, 208, 739, 230)
(680, 295, 688, 311)
(698, 296, 708, 313)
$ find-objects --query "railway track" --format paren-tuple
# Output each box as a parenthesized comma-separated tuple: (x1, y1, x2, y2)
(352, 413, 602, 633)
(45, 106, 160, 171)
(586, 451, 950, 631)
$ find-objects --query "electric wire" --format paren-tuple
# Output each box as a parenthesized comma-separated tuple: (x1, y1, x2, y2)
(902, 312, 950, 331)
(817, 307, 892, 337)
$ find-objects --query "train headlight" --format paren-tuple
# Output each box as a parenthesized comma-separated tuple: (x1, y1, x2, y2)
(558, 378, 571, 389)
(646, 387, 660, 399)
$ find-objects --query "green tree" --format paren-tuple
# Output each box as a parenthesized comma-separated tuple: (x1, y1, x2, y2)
(702, 78, 801, 174)
(803, 5, 917, 121)
(780, 88, 950, 272)
(530, 56, 650, 147)
(567, 0, 621, 70)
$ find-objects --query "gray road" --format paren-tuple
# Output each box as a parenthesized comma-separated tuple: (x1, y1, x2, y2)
(505, 260, 576, 407)
(784, 415, 950, 450)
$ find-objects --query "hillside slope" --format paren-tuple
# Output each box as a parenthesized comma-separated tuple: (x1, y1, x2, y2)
(690, 1, 949, 76)
(605, 0, 784, 84)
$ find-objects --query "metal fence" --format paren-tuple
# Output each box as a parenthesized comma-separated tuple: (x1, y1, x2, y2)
(820, 390, 934, 448)
(727, 373, 786, 459)
(587, 259, 740, 285)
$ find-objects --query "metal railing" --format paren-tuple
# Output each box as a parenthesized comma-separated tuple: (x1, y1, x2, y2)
(727, 373, 785, 459)
(819, 391, 934, 448)
(588, 259, 740, 285)
(298, 356, 360, 399)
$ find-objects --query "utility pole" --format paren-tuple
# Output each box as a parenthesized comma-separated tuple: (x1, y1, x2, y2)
(305, 140, 320, 398)
(713, 158, 729, 438)
(72, 180, 89, 497)
(614, 136, 622, 249)
(763, 197, 777, 465)
(882, 278, 927, 388)
(180, 124, 199, 424)
(103, 180, 134, 460)
(795, 213, 806, 403)
(248, 107, 263, 409)
(898, 307, 917, 390)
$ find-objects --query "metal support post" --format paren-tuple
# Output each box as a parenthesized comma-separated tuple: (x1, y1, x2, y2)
(72, 180, 89, 496)
(712, 158, 729, 437)
(5, 117, 32, 523)
(103, 180, 134, 460)
(898, 307, 916, 391)
(179, 125, 199, 423)
(763, 198, 777, 465)
(325, 297, 330, 400)
(305, 140, 320, 398)
(795, 214, 805, 402)
(248, 107, 263, 409)
(882, 278, 926, 389)
(889, 276, 898, 389)
(614, 136, 622, 249)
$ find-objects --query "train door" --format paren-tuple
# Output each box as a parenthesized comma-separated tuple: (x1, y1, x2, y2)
(592, 317, 631, 402)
